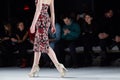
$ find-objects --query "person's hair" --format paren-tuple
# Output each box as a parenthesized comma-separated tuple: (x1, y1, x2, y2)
(84, 12, 94, 18)
(61, 13, 72, 20)
(104, 8, 113, 14)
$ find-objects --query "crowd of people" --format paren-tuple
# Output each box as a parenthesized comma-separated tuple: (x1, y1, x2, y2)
(0, 9, 120, 68)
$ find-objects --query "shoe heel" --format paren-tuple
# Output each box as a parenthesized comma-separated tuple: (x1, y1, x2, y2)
(60, 64, 68, 71)
(62, 65, 68, 71)
(28, 72, 35, 77)
(28, 65, 40, 77)
(35, 70, 39, 77)
(28, 70, 39, 77)
(59, 63, 67, 77)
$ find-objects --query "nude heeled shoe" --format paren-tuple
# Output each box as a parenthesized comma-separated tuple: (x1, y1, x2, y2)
(28, 65, 40, 77)
(56, 63, 68, 77)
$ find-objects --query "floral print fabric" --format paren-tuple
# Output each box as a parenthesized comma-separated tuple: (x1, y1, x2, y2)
(33, 4, 51, 53)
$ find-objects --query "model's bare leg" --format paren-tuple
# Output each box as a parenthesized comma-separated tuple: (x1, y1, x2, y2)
(28, 52, 41, 77)
(47, 47, 67, 77)
(32, 52, 41, 67)
(47, 47, 59, 64)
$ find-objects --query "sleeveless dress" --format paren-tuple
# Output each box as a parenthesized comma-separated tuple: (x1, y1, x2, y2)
(33, 2, 51, 53)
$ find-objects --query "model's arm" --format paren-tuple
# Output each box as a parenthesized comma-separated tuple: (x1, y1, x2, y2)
(50, 0, 56, 33)
(30, 0, 42, 33)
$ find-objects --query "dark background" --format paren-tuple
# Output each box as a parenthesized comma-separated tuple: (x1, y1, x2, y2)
(0, 0, 119, 23)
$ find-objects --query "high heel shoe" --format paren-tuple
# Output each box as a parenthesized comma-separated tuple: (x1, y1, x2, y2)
(28, 65, 40, 77)
(57, 63, 68, 77)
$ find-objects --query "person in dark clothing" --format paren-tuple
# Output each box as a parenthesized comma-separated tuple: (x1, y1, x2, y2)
(0, 21, 4, 40)
(15, 21, 29, 68)
(70, 13, 99, 66)
(81, 13, 99, 53)
(98, 9, 116, 66)
(111, 12, 120, 50)
(0, 23, 17, 54)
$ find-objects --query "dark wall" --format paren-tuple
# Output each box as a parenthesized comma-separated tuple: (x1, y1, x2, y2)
(0, 0, 119, 22)
(0, 0, 93, 19)
(0, 0, 9, 21)
(55, 0, 94, 14)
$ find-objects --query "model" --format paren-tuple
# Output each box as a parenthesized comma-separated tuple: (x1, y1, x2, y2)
(28, 0, 67, 77)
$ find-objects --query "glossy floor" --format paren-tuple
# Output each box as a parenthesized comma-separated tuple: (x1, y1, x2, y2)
(0, 67, 120, 80)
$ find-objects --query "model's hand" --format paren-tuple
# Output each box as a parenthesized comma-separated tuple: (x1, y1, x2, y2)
(30, 26, 35, 33)
(51, 26, 56, 34)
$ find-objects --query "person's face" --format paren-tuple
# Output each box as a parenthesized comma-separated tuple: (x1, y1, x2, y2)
(105, 10, 113, 18)
(63, 17, 71, 25)
(18, 22, 24, 31)
(84, 15, 92, 23)
(108, 10, 113, 17)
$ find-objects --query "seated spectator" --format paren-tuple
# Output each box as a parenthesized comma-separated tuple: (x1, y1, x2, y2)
(54, 14, 81, 67)
(81, 13, 99, 53)
(98, 9, 116, 66)
(70, 13, 99, 66)
(0, 22, 17, 54)
(110, 12, 120, 51)
(15, 21, 29, 68)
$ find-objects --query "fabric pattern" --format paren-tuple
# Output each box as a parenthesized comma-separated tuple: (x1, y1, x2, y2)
(33, 3, 51, 53)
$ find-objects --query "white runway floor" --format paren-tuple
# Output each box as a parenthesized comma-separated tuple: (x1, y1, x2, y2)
(1, 67, 120, 80)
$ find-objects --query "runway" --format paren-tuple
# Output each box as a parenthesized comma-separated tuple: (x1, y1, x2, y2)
(1, 67, 120, 80)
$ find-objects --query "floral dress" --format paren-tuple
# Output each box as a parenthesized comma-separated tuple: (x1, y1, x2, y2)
(33, 2, 51, 53)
